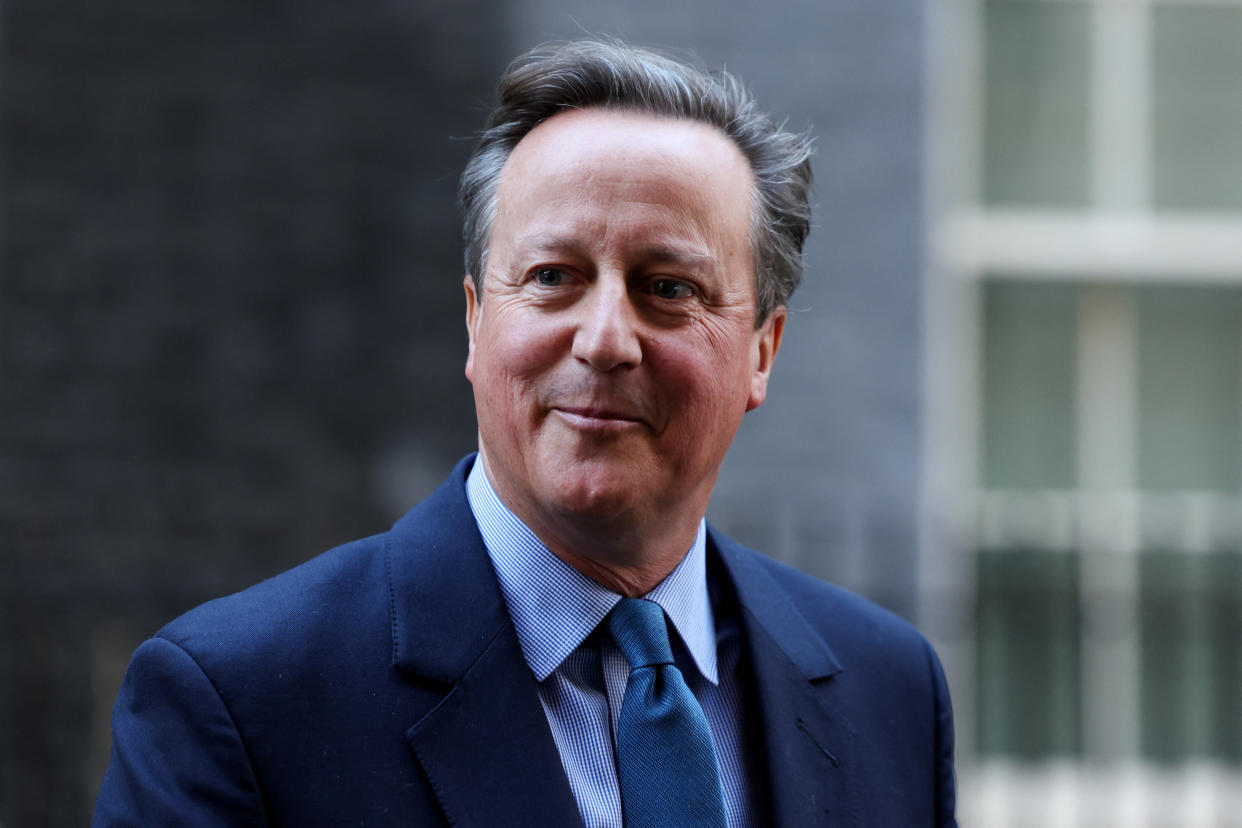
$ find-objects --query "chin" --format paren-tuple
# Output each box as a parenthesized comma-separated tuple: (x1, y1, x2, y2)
(543, 466, 646, 524)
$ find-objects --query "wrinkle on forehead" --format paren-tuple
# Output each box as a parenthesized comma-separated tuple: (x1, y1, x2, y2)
(508, 231, 721, 272)
(497, 109, 754, 213)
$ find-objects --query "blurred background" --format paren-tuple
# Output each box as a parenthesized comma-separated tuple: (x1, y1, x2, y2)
(0, 0, 1238, 825)
(927, 0, 1242, 824)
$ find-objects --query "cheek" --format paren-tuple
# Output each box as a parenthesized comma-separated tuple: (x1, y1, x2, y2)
(473, 317, 566, 399)
(493, 336, 558, 387)
(675, 322, 757, 384)
(652, 337, 750, 424)
(698, 340, 760, 430)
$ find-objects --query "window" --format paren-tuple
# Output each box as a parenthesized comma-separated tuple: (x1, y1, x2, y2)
(928, 0, 1242, 821)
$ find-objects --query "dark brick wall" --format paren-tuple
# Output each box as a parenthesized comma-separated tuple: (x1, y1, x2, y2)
(1, 2, 501, 824)
(1, 3, 928, 825)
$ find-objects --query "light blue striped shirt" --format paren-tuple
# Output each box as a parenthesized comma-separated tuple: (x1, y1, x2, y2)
(466, 460, 759, 828)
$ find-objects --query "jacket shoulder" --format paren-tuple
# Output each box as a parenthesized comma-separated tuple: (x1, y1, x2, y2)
(156, 533, 392, 671)
(151, 455, 481, 685)
(761, 552, 920, 636)
(710, 527, 941, 677)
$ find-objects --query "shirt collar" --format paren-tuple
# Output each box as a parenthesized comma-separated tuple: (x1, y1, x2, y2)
(466, 458, 718, 684)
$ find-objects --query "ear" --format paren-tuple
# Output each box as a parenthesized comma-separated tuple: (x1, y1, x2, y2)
(746, 306, 785, 412)
(463, 274, 480, 383)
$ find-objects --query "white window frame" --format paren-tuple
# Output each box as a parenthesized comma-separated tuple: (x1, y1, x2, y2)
(922, 0, 1242, 824)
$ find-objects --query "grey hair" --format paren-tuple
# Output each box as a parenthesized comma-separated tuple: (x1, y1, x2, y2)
(458, 39, 813, 325)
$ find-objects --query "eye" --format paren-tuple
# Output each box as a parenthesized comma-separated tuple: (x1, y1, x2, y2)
(648, 278, 694, 300)
(532, 268, 568, 287)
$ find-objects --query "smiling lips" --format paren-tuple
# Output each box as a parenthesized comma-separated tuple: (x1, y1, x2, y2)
(553, 405, 648, 431)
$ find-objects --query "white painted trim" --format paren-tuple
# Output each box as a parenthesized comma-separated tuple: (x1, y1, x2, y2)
(959, 760, 1242, 828)
(939, 210, 1242, 280)
(1076, 287, 1141, 761)
(1092, 2, 1150, 209)
(976, 489, 1242, 551)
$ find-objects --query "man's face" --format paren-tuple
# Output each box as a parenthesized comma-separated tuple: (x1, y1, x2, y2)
(464, 108, 784, 558)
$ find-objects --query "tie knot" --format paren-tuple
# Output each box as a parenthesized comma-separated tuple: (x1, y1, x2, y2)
(606, 598, 675, 669)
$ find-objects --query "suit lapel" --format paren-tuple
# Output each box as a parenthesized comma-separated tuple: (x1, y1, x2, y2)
(387, 457, 581, 827)
(711, 529, 859, 828)
(403, 623, 581, 826)
(383, 459, 860, 827)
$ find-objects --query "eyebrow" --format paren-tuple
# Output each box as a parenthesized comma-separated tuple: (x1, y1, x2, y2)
(514, 233, 589, 259)
(515, 233, 718, 272)
(639, 245, 717, 271)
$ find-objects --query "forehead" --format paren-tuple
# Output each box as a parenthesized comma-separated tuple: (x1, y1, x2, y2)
(492, 108, 755, 250)
(506, 107, 750, 174)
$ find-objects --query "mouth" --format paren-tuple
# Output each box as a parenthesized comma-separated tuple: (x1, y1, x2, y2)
(552, 405, 647, 431)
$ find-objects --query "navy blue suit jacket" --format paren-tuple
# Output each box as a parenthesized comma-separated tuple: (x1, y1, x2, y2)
(94, 455, 956, 826)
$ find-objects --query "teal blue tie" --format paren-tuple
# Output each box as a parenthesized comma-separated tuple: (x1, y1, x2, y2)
(606, 598, 727, 828)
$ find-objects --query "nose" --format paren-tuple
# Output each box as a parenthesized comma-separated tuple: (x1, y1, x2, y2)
(571, 278, 642, 371)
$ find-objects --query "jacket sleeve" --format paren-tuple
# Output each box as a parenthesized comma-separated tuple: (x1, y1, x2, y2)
(92, 635, 268, 827)
(928, 642, 959, 828)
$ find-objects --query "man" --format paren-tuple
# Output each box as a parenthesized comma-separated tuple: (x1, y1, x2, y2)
(94, 40, 956, 827)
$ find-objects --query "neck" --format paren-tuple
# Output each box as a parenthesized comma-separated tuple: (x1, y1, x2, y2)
(538, 515, 700, 597)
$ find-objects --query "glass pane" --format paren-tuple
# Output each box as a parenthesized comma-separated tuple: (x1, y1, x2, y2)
(983, 280, 1078, 489)
(977, 548, 1082, 758)
(1152, 7, 1242, 210)
(1139, 551, 1242, 761)
(1137, 286, 1242, 492)
(983, 0, 1091, 206)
